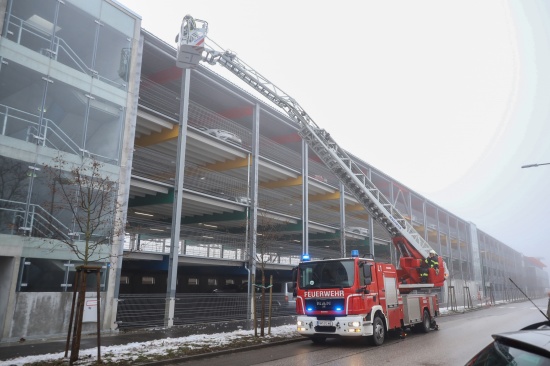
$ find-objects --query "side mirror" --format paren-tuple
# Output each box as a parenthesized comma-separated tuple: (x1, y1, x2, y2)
(363, 265, 372, 285)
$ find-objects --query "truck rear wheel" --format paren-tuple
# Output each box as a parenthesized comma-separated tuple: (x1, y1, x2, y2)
(415, 309, 431, 333)
(370, 315, 386, 346)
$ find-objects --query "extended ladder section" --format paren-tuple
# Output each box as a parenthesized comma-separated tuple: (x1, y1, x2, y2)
(176, 16, 434, 260)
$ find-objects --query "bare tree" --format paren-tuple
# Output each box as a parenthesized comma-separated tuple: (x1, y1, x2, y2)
(253, 211, 285, 336)
(42, 154, 124, 364)
(42, 155, 122, 263)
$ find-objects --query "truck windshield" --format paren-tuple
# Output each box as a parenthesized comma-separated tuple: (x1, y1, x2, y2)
(298, 260, 355, 289)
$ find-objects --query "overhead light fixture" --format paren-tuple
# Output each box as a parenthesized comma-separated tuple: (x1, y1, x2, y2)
(27, 165, 40, 177)
(202, 236, 214, 239)
(27, 15, 61, 34)
(135, 212, 154, 217)
(149, 228, 164, 232)
(201, 224, 217, 228)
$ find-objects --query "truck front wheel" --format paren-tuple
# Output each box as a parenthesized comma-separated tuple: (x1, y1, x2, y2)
(370, 315, 386, 346)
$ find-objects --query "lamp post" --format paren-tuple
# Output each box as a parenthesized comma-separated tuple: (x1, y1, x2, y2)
(480, 250, 487, 301)
(521, 162, 550, 168)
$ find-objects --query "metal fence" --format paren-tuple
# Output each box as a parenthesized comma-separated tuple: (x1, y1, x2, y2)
(116, 293, 295, 329)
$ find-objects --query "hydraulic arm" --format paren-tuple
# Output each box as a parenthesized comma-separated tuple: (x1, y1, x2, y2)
(176, 15, 446, 287)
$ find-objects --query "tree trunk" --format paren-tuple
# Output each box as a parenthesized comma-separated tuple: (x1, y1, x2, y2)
(66, 265, 102, 365)
(260, 272, 265, 336)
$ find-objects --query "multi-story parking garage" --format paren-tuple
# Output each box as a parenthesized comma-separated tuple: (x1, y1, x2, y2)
(0, 0, 548, 340)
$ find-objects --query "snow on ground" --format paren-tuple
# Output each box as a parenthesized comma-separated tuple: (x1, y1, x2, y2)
(2, 324, 298, 366)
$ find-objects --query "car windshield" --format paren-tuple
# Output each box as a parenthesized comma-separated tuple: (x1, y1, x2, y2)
(298, 260, 355, 289)
(466, 339, 550, 366)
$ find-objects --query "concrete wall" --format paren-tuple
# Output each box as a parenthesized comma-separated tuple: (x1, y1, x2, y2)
(442, 279, 480, 309)
(5, 292, 106, 342)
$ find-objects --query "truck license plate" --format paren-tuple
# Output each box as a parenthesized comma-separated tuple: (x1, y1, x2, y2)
(318, 320, 333, 326)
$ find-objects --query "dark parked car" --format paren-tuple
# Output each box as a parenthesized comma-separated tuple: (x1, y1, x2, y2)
(465, 320, 550, 365)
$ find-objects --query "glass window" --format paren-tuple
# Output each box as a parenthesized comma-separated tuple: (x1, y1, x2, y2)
(42, 77, 88, 155)
(83, 93, 123, 162)
(18, 258, 105, 292)
(64, 0, 101, 20)
(6, 0, 58, 55)
(55, 1, 98, 74)
(466, 339, 550, 366)
(0, 157, 30, 235)
(0, 60, 49, 144)
(298, 260, 356, 289)
(18, 258, 66, 292)
(99, 2, 135, 38)
(95, 22, 131, 89)
(28, 167, 76, 239)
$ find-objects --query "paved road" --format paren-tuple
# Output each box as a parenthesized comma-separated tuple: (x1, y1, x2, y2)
(169, 298, 549, 366)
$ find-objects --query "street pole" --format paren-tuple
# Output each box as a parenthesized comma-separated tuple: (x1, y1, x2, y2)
(480, 250, 487, 304)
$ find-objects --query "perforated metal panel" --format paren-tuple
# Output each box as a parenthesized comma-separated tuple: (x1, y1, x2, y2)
(403, 295, 422, 325)
(383, 275, 399, 308)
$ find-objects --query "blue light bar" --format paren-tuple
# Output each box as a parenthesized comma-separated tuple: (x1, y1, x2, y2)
(351, 250, 359, 258)
(302, 253, 311, 261)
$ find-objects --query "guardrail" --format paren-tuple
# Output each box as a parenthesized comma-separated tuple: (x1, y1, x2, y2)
(0, 199, 71, 241)
(6, 14, 125, 89)
(0, 104, 117, 164)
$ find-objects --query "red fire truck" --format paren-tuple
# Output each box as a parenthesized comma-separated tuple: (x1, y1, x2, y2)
(295, 250, 441, 345)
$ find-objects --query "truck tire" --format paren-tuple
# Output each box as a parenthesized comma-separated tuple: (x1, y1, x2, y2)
(370, 315, 386, 346)
(415, 309, 431, 333)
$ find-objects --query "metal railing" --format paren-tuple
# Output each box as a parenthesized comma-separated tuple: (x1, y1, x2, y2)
(6, 15, 126, 89)
(0, 199, 71, 241)
(1, 104, 78, 154)
(116, 292, 295, 329)
(0, 104, 117, 164)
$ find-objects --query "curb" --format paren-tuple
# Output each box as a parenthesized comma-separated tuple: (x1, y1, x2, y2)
(139, 336, 307, 365)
